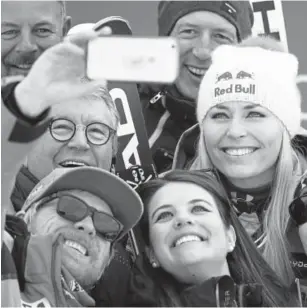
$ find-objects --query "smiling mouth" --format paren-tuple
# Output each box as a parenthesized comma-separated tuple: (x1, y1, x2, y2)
(59, 161, 89, 168)
(222, 147, 258, 157)
(65, 240, 88, 256)
(173, 235, 207, 247)
(186, 65, 207, 78)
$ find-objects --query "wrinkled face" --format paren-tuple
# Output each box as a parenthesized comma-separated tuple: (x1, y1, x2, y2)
(1, 1, 70, 77)
(170, 11, 237, 101)
(202, 102, 283, 186)
(148, 182, 235, 278)
(27, 98, 117, 180)
(30, 190, 112, 288)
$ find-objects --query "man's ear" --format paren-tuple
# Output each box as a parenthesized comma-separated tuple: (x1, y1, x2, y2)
(62, 16, 72, 37)
(112, 136, 118, 157)
(226, 225, 236, 253)
(145, 246, 160, 268)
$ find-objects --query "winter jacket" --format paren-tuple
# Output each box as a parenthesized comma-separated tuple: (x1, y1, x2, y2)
(10, 165, 133, 307)
(128, 255, 269, 307)
(172, 124, 307, 284)
(140, 84, 197, 174)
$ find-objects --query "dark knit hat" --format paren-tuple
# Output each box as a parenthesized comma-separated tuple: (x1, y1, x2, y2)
(158, 1, 254, 41)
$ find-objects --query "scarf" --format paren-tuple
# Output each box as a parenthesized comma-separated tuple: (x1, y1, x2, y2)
(221, 174, 271, 239)
(10, 165, 39, 212)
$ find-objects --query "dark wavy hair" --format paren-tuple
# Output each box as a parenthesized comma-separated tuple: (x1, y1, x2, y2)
(129, 170, 298, 307)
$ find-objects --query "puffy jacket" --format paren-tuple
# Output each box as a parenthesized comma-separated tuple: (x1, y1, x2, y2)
(173, 124, 307, 284)
(140, 84, 197, 174)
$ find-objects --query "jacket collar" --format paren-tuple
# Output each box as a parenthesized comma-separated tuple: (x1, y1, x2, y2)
(10, 165, 39, 212)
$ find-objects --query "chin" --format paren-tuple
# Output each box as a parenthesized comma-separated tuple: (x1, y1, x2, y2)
(222, 166, 260, 180)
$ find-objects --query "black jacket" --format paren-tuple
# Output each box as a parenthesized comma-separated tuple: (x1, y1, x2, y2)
(140, 84, 197, 174)
(128, 255, 264, 307)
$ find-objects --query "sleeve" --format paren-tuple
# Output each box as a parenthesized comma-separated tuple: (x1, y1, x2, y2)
(2, 80, 50, 127)
(2, 81, 50, 143)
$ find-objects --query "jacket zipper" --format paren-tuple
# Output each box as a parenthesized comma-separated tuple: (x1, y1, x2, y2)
(149, 91, 165, 104)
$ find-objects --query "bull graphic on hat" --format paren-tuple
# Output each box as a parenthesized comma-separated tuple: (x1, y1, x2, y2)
(236, 70, 254, 79)
(216, 71, 233, 83)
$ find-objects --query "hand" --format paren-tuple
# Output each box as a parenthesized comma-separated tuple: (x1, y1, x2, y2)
(15, 26, 112, 118)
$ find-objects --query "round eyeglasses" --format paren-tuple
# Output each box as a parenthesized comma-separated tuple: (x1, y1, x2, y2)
(49, 118, 116, 146)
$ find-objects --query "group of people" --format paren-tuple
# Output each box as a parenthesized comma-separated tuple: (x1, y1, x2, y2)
(2, 1, 307, 307)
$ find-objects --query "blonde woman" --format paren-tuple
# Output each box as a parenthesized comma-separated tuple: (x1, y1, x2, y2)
(173, 36, 307, 288)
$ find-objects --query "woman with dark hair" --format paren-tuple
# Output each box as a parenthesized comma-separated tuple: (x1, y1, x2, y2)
(128, 170, 299, 307)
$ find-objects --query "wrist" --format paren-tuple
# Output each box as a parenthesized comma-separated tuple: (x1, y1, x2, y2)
(289, 195, 307, 226)
(15, 79, 48, 118)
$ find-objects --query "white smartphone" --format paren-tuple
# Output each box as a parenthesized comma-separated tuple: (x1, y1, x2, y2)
(87, 36, 179, 83)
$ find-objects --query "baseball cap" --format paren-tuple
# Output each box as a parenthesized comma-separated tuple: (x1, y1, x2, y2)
(22, 167, 144, 239)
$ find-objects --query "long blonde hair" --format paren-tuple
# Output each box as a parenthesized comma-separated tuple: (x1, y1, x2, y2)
(191, 128, 304, 285)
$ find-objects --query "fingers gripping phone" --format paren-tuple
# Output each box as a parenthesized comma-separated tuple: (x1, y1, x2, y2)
(87, 36, 179, 83)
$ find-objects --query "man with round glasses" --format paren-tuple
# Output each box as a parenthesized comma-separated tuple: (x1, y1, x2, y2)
(4, 166, 143, 307)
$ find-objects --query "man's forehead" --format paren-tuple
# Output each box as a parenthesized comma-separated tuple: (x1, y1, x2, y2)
(1, 1, 62, 24)
(175, 10, 236, 32)
(51, 99, 113, 124)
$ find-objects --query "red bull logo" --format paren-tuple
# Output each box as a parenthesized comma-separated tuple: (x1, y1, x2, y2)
(215, 84, 256, 96)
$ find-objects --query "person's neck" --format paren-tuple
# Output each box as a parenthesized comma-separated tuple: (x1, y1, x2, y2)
(226, 169, 274, 191)
(173, 260, 230, 286)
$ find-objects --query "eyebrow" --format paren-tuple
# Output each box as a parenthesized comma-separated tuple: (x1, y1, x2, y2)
(1, 22, 19, 27)
(189, 198, 213, 207)
(151, 204, 172, 220)
(34, 21, 55, 27)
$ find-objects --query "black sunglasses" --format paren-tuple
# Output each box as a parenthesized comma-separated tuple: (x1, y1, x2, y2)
(37, 193, 123, 242)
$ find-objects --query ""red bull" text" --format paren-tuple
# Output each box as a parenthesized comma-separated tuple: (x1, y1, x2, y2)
(214, 84, 256, 97)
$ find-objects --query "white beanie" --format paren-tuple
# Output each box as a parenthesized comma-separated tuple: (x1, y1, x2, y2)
(196, 44, 301, 138)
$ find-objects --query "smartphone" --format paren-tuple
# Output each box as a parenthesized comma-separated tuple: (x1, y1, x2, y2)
(87, 36, 179, 83)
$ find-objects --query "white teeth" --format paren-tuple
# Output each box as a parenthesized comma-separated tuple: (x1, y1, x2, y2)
(65, 240, 87, 256)
(225, 148, 256, 156)
(175, 235, 202, 247)
(61, 161, 86, 167)
(15, 64, 32, 69)
(187, 66, 206, 76)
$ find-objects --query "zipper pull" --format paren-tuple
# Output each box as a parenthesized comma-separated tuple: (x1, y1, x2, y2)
(150, 91, 164, 104)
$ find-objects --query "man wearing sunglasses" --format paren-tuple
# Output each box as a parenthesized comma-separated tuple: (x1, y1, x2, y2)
(4, 166, 143, 307)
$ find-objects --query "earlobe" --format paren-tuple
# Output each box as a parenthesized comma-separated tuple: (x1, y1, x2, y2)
(63, 16, 72, 37)
(145, 246, 160, 268)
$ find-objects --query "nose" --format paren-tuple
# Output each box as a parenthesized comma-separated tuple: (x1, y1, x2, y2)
(74, 216, 96, 237)
(67, 126, 90, 150)
(192, 30, 212, 61)
(15, 29, 38, 54)
(226, 119, 247, 139)
(173, 215, 194, 229)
